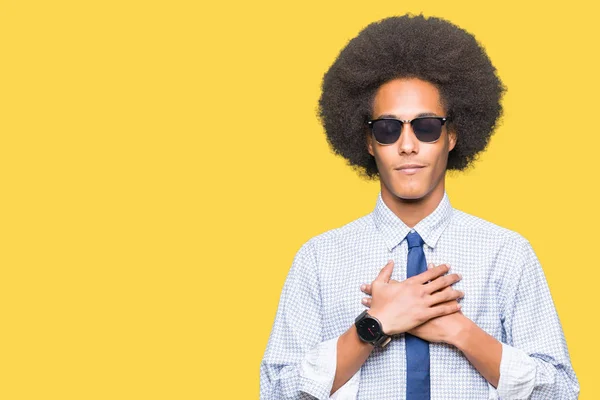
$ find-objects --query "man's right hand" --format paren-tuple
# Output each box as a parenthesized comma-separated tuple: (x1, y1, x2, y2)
(364, 260, 463, 336)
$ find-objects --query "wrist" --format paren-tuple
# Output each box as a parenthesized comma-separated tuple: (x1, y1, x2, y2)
(365, 308, 391, 335)
(355, 309, 392, 347)
(447, 315, 474, 349)
(349, 324, 377, 350)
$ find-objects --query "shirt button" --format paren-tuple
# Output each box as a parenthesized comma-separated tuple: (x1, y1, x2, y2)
(410, 229, 415, 233)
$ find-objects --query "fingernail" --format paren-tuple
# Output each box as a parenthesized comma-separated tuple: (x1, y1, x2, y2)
(361, 298, 367, 304)
(360, 284, 366, 291)
(388, 259, 393, 264)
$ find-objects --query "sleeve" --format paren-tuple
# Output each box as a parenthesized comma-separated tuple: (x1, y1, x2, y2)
(260, 240, 361, 400)
(489, 237, 580, 399)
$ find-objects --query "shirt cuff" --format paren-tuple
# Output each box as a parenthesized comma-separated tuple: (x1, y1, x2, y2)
(487, 342, 536, 399)
(299, 336, 361, 400)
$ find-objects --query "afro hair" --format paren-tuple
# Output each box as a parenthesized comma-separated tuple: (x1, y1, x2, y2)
(317, 14, 506, 179)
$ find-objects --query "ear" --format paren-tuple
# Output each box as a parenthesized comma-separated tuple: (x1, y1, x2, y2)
(448, 128, 457, 152)
(366, 131, 374, 156)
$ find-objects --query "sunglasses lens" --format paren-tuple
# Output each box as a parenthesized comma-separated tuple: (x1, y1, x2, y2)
(412, 118, 443, 142)
(372, 119, 401, 144)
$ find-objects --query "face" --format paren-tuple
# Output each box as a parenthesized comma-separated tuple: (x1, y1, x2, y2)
(366, 78, 456, 201)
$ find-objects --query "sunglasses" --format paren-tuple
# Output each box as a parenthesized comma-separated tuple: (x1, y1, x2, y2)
(367, 116, 449, 145)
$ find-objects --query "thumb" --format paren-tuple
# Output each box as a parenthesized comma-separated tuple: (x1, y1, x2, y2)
(375, 259, 394, 283)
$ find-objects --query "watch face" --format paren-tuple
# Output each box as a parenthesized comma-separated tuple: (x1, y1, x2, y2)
(356, 317, 381, 341)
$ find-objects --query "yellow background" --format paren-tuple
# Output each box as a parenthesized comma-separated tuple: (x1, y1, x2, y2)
(0, 0, 597, 398)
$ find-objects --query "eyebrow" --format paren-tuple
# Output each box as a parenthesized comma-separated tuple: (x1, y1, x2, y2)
(375, 112, 440, 119)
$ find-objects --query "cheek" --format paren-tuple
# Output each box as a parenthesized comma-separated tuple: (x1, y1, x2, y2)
(374, 147, 396, 167)
(427, 142, 450, 166)
(421, 150, 448, 180)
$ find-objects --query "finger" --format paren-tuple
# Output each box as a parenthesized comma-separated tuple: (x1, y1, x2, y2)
(427, 300, 461, 318)
(425, 273, 462, 293)
(361, 278, 399, 294)
(424, 263, 434, 283)
(361, 297, 372, 307)
(360, 283, 372, 295)
(412, 263, 450, 284)
(374, 259, 394, 283)
(427, 286, 464, 306)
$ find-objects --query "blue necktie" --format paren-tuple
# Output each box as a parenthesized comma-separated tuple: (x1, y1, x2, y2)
(405, 231, 430, 400)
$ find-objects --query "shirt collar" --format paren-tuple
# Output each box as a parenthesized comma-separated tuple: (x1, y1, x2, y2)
(372, 190, 454, 252)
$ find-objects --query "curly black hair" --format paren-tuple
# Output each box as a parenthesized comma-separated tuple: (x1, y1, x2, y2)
(317, 14, 506, 179)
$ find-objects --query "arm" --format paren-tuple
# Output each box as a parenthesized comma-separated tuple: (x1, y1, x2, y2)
(261, 249, 463, 399)
(379, 298, 504, 389)
(451, 320, 502, 388)
(489, 237, 580, 399)
(365, 292, 505, 389)
(331, 259, 463, 395)
(422, 239, 579, 399)
(361, 249, 580, 399)
(260, 240, 364, 400)
(330, 324, 374, 395)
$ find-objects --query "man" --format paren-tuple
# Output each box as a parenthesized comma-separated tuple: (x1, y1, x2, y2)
(260, 14, 579, 399)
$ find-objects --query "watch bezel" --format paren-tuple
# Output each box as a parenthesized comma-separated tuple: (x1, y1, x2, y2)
(355, 310, 390, 347)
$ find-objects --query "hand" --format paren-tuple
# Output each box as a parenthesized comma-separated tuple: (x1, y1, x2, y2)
(407, 307, 470, 344)
(361, 262, 467, 344)
(362, 260, 463, 336)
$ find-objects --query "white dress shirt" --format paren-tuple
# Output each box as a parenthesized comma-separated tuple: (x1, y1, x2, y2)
(260, 190, 579, 399)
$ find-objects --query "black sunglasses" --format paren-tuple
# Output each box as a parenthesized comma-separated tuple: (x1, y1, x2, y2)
(367, 116, 449, 144)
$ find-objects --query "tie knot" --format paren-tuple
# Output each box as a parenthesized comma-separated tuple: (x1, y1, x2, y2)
(406, 231, 424, 249)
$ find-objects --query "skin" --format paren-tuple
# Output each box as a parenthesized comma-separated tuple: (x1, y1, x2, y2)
(366, 77, 456, 227)
(331, 78, 502, 395)
(360, 263, 502, 391)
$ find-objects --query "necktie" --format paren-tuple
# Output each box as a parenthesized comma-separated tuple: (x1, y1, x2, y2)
(405, 231, 430, 400)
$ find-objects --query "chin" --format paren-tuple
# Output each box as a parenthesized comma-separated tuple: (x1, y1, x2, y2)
(391, 185, 429, 201)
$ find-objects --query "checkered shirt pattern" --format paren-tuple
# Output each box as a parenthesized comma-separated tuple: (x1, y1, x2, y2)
(260, 190, 579, 399)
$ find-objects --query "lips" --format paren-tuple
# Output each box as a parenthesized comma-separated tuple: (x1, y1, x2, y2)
(395, 164, 425, 175)
(395, 164, 425, 170)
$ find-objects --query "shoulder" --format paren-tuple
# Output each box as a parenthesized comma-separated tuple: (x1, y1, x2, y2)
(450, 208, 530, 247)
(292, 213, 373, 265)
(303, 213, 372, 251)
(450, 208, 540, 281)
(285, 214, 372, 283)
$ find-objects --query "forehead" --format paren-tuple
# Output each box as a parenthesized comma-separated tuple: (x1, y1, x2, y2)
(372, 78, 444, 118)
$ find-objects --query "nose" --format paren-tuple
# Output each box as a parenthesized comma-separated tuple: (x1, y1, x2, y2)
(397, 122, 419, 155)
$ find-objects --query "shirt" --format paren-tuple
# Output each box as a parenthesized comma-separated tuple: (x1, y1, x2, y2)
(260, 190, 580, 399)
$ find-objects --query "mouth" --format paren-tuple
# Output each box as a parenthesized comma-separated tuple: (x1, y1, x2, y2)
(395, 165, 425, 175)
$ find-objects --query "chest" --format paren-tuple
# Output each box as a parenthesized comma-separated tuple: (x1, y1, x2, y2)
(318, 239, 505, 340)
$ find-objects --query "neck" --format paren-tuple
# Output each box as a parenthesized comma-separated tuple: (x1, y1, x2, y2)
(380, 179, 446, 228)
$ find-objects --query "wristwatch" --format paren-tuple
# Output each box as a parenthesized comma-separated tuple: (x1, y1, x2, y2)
(354, 309, 392, 347)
